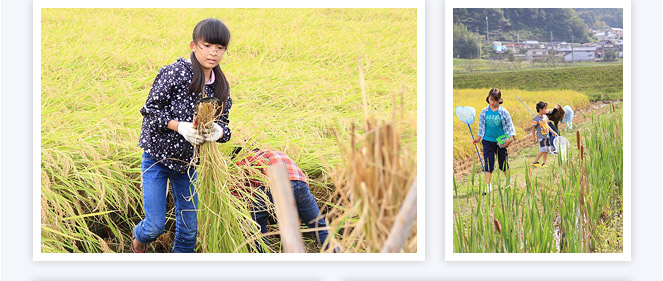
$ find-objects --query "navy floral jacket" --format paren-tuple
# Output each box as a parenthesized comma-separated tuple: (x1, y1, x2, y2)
(138, 58, 232, 173)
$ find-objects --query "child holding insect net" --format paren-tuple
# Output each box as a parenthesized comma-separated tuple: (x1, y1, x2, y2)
(232, 147, 336, 252)
(132, 18, 233, 253)
(472, 88, 516, 194)
(531, 101, 557, 167)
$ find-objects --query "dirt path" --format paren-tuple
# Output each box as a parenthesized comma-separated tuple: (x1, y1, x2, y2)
(453, 100, 622, 179)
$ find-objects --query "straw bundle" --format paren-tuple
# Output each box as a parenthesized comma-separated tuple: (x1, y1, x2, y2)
(193, 100, 269, 253)
(326, 116, 417, 252)
(325, 61, 418, 252)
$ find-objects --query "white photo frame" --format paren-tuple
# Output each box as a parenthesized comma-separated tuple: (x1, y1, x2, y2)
(444, 0, 631, 261)
(34, 0, 425, 261)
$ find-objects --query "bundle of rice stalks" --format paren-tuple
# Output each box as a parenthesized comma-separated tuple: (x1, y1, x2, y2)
(326, 116, 417, 252)
(192, 99, 269, 253)
(325, 63, 417, 253)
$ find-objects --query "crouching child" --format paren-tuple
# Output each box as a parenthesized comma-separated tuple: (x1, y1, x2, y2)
(232, 147, 335, 252)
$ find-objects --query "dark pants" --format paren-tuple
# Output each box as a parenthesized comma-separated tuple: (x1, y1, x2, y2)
(251, 180, 331, 252)
(482, 139, 508, 173)
(548, 121, 559, 144)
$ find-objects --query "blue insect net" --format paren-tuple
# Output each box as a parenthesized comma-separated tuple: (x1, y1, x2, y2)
(561, 105, 574, 129)
(455, 106, 476, 125)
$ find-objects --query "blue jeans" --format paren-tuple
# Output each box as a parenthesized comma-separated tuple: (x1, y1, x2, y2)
(133, 152, 199, 253)
(252, 180, 330, 250)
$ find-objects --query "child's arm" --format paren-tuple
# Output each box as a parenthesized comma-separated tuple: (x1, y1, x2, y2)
(498, 108, 517, 147)
(472, 109, 486, 144)
(140, 66, 176, 131)
(506, 135, 515, 146)
(215, 97, 233, 143)
(476, 109, 486, 140)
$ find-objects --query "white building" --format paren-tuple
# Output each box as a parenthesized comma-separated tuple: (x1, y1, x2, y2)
(526, 48, 547, 61)
(594, 31, 617, 40)
(610, 27, 623, 38)
(523, 40, 541, 49)
(563, 47, 596, 62)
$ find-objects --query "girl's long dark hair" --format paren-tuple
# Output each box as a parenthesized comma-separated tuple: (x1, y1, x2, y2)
(190, 18, 231, 111)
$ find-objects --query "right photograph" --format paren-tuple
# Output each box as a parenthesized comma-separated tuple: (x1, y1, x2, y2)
(445, 3, 630, 259)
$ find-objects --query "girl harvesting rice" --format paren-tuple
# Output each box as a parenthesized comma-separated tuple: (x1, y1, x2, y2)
(132, 18, 233, 253)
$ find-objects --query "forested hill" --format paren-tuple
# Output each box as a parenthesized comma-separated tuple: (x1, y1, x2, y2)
(576, 8, 623, 30)
(453, 8, 622, 44)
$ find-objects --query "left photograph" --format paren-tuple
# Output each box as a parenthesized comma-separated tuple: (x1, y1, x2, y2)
(38, 8, 421, 255)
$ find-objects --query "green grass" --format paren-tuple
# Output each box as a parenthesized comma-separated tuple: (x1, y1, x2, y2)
(41, 8, 417, 253)
(453, 65, 623, 101)
(453, 58, 623, 74)
(453, 104, 623, 253)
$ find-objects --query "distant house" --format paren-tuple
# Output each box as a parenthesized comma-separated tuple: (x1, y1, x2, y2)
(593, 40, 621, 59)
(594, 31, 617, 40)
(610, 28, 623, 38)
(556, 47, 572, 53)
(558, 42, 571, 49)
(581, 42, 602, 49)
(599, 40, 615, 48)
(614, 40, 624, 54)
(526, 48, 547, 61)
(544, 41, 566, 49)
(562, 47, 596, 62)
(523, 40, 541, 49)
(505, 43, 523, 53)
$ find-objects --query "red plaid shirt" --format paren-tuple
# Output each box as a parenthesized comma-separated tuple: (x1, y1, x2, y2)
(236, 149, 308, 187)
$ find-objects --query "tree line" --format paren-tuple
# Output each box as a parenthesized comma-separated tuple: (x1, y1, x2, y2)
(453, 8, 623, 59)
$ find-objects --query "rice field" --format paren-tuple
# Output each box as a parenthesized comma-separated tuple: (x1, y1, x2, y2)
(453, 104, 623, 253)
(40, 8, 417, 253)
(452, 88, 590, 161)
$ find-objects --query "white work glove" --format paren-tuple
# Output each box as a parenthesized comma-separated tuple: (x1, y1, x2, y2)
(203, 123, 224, 142)
(177, 122, 204, 145)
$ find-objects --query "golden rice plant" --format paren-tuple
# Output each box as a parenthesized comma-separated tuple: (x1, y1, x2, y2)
(41, 110, 143, 252)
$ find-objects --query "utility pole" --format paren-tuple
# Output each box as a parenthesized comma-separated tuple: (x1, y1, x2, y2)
(550, 31, 553, 44)
(571, 34, 574, 63)
(517, 33, 519, 44)
(602, 41, 605, 61)
(476, 28, 481, 59)
(486, 16, 489, 42)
